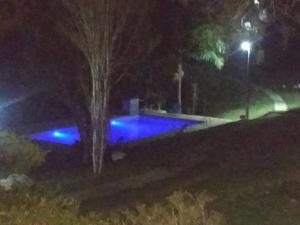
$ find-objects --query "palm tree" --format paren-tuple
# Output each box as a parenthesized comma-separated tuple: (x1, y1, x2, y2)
(189, 22, 226, 114)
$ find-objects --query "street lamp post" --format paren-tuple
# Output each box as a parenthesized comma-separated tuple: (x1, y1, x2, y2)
(241, 41, 252, 120)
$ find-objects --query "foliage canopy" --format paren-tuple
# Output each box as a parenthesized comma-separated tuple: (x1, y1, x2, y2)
(191, 23, 226, 70)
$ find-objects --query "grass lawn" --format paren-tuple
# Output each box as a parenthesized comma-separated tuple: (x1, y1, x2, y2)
(34, 109, 300, 225)
(217, 95, 274, 120)
(281, 91, 300, 110)
(217, 91, 300, 120)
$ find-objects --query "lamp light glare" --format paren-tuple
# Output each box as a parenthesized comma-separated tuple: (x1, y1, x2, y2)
(274, 103, 287, 112)
(241, 41, 251, 52)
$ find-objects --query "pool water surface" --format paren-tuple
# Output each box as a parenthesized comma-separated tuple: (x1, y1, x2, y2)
(29, 115, 201, 145)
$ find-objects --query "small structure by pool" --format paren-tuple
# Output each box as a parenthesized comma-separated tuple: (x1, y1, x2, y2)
(29, 115, 201, 145)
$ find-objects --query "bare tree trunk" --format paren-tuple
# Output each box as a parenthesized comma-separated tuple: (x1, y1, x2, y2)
(175, 64, 184, 114)
(58, 0, 156, 175)
(78, 118, 92, 164)
(70, 100, 92, 164)
(178, 78, 182, 113)
(60, 88, 92, 164)
(90, 66, 109, 175)
(91, 103, 106, 174)
(88, 0, 111, 175)
(192, 83, 198, 114)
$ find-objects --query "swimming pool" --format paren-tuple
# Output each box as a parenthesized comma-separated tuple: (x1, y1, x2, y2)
(29, 115, 201, 145)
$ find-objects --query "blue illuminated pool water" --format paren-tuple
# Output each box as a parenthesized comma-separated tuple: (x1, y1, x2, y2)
(29, 115, 201, 145)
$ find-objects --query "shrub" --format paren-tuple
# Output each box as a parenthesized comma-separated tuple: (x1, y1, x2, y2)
(0, 188, 223, 225)
(113, 190, 223, 225)
(0, 132, 45, 176)
(0, 187, 105, 225)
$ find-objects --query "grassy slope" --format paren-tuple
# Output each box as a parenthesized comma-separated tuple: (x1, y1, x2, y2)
(217, 95, 274, 120)
(38, 109, 300, 224)
(217, 91, 300, 120)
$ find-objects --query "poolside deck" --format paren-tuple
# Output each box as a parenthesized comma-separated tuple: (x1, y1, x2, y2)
(141, 109, 232, 132)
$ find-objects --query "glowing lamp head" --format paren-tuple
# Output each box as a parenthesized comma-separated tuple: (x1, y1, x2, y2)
(241, 41, 251, 53)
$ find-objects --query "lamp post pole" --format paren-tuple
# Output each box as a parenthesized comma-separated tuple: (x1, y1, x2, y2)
(245, 49, 250, 119)
(241, 41, 252, 120)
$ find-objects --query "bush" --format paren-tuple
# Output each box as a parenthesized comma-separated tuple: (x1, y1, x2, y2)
(0, 188, 223, 225)
(0, 187, 105, 225)
(120, 191, 222, 225)
(0, 132, 45, 176)
(109, 191, 223, 225)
